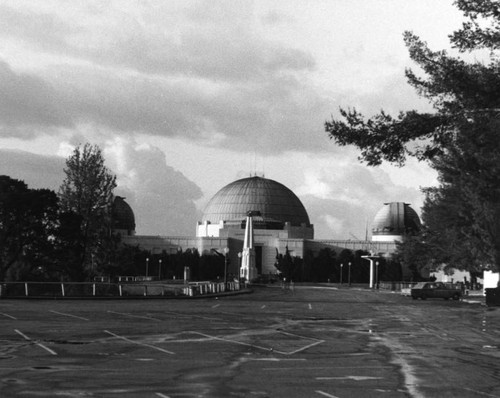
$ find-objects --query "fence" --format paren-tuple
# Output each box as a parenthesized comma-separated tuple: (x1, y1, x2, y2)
(378, 281, 417, 291)
(0, 280, 241, 299)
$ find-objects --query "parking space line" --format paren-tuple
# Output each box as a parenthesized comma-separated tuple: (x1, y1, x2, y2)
(191, 331, 288, 354)
(316, 391, 339, 398)
(316, 376, 382, 381)
(107, 310, 162, 321)
(276, 330, 325, 355)
(261, 305, 266, 309)
(104, 330, 175, 355)
(308, 303, 312, 310)
(287, 339, 324, 355)
(212, 304, 220, 308)
(163, 310, 221, 321)
(50, 310, 89, 321)
(14, 329, 57, 356)
(0, 312, 16, 320)
(155, 393, 170, 398)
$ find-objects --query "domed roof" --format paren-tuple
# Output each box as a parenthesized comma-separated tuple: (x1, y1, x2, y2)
(372, 202, 420, 236)
(202, 176, 310, 227)
(112, 196, 136, 232)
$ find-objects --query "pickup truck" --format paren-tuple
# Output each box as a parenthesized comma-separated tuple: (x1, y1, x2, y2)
(411, 282, 462, 300)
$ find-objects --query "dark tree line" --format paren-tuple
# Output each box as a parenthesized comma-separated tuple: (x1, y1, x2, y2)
(0, 172, 231, 283)
(275, 247, 402, 283)
(325, 0, 500, 276)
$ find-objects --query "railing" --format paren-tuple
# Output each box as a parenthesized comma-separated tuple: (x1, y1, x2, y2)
(0, 280, 241, 299)
(183, 281, 241, 296)
(378, 281, 418, 291)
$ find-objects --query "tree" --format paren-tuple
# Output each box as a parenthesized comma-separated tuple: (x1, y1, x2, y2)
(59, 144, 117, 280)
(393, 233, 433, 281)
(274, 247, 303, 282)
(324, 0, 500, 272)
(415, 116, 500, 272)
(311, 248, 336, 282)
(0, 176, 60, 281)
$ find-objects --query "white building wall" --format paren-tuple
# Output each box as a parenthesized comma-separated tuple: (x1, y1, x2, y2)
(484, 270, 500, 293)
(372, 235, 402, 243)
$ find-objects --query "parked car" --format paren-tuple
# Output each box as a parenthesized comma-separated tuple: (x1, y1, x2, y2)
(411, 282, 462, 300)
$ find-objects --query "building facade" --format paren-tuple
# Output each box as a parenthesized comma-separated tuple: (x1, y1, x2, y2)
(118, 176, 418, 278)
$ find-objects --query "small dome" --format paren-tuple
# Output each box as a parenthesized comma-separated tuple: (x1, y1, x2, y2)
(372, 202, 420, 238)
(112, 196, 136, 234)
(202, 176, 310, 227)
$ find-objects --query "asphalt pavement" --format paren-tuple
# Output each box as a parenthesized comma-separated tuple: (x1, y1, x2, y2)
(0, 285, 499, 398)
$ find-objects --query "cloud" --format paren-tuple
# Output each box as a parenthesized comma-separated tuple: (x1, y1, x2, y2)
(0, 143, 203, 237)
(103, 139, 203, 236)
(0, 0, 448, 243)
(0, 149, 65, 190)
(297, 163, 424, 239)
(0, 61, 71, 134)
(0, 1, 333, 154)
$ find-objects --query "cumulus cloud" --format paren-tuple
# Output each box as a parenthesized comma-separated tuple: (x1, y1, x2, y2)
(0, 143, 203, 237)
(103, 139, 203, 236)
(297, 163, 425, 239)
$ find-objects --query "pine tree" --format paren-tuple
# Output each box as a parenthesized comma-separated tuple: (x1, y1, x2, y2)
(325, 0, 500, 272)
(59, 144, 117, 280)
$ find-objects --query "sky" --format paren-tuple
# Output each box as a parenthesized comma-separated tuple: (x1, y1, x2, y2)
(0, 0, 466, 239)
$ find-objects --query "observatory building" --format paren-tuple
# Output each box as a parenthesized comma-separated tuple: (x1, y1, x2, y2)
(197, 176, 313, 239)
(119, 176, 420, 279)
(371, 202, 421, 242)
(112, 196, 136, 237)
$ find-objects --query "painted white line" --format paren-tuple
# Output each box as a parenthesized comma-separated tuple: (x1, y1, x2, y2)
(155, 393, 171, 398)
(14, 329, 57, 356)
(251, 358, 307, 362)
(163, 310, 221, 321)
(274, 330, 325, 355)
(107, 310, 161, 321)
(50, 310, 89, 321)
(0, 312, 17, 320)
(261, 305, 266, 309)
(212, 304, 220, 308)
(190, 331, 288, 355)
(316, 376, 382, 381)
(287, 339, 324, 355)
(14, 329, 31, 340)
(316, 391, 340, 398)
(308, 303, 312, 310)
(462, 387, 500, 397)
(104, 330, 175, 355)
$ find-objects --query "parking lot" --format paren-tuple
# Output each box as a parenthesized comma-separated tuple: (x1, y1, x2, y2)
(0, 285, 499, 398)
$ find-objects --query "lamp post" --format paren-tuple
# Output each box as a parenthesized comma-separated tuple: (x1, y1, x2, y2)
(158, 259, 162, 280)
(348, 262, 352, 286)
(375, 261, 379, 289)
(340, 263, 343, 285)
(237, 252, 242, 281)
(223, 247, 229, 286)
(146, 257, 149, 279)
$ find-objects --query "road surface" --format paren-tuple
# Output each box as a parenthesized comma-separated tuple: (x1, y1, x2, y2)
(0, 285, 498, 397)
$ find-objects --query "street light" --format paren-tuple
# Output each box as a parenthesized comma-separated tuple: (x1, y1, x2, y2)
(340, 263, 343, 285)
(146, 257, 149, 278)
(348, 262, 352, 286)
(237, 252, 242, 280)
(158, 258, 162, 280)
(223, 247, 229, 285)
(375, 261, 379, 289)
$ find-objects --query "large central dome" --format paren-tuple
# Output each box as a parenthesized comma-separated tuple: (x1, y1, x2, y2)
(202, 176, 311, 226)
